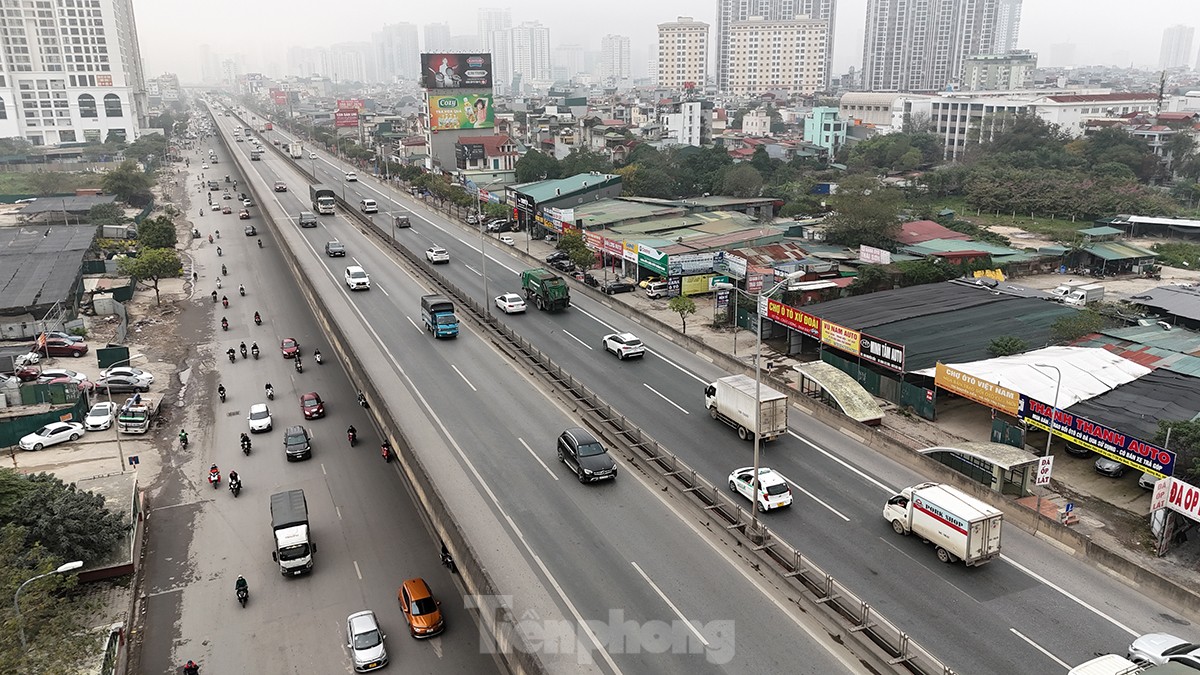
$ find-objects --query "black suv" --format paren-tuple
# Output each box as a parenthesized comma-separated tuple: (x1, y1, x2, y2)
(284, 425, 312, 461)
(556, 428, 616, 483)
(601, 281, 635, 295)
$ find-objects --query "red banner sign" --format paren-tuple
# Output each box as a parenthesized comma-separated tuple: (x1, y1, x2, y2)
(334, 110, 358, 128)
(271, 90, 286, 105)
(766, 299, 821, 338)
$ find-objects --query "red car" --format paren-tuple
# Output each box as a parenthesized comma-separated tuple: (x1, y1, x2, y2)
(32, 338, 88, 358)
(238, 209, 250, 220)
(9, 366, 40, 382)
(221, 205, 232, 214)
(300, 392, 325, 419)
(280, 338, 300, 359)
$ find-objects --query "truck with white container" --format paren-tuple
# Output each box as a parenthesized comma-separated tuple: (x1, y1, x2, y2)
(883, 482, 1003, 566)
(703, 374, 789, 442)
(289, 142, 303, 159)
(270, 489, 315, 576)
(1064, 283, 1104, 306)
(309, 184, 336, 215)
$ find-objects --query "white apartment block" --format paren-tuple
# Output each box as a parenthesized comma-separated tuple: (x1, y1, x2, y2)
(863, 0, 1007, 92)
(962, 51, 1036, 91)
(657, 16, 709, 90)
(716, 0, 835, 92)
(0, 0, 148, 147)
(599, 34, 630, 84)
(660, 100, 709, 147)
(725, 16, 828, 96)
(742, 109, 771, 136)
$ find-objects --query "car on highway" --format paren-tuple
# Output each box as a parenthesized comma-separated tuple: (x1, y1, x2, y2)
(345, 171, 358, 182)
(283, 424, 313, 461)
(19, 421, 85, 451)
(499, 234, 515, 246)
(495, 293, 527, 314)
(273, 181, 287, 192)
(247, 403, 273, 433)
(728, 467, 793, 512)
(425, 246, 449, 264)
(346, 610, 388, 672)
(393, 215, 411, 228)
(344, 266, 371, 291)
(325, 240, 346, 257)
(238, 209, 250, 220)
(222, 192, 232, 200)
(359, 198, 378, 213)
(202, 163, 209, 169)
(84, 402, 118, 431)
(101, 366, 153, 385)
(221, 205, 232, 214)
(244, 224, 257, 236)
(211, 203, 221, 211)
(242, 198, 253, 207)
(1128, 633, 1200, 668)
(398, 578, 444, 638)
(94, 375, 151, 393)
(1094, 456, 1127, 478)
(33, 338, 88, 358)
(556, 427, 616, 483)
(300, 392, 325, 419)
(600, 280, 636, 295)
(602, 332, 645, 360)
(280, 338, 300, 359)
(272, 138, 281, 145)
(309, 151, 316, 159)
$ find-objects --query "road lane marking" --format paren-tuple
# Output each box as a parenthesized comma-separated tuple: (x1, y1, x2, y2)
(784, 479, 850, 521)
(451, 365, 477, 391)
(788, 430, 894, 494)
(353, 560, 363, 581)
(519, 438, 558, 480)
(407, 316, 421, 333)
(573, 304, 707, 385)
(336, 506, 342, 520)
(464, 263, 481, 276)
(1009, 628, 1069, 669)
(630, 561, 709, 647)
(1000, 554, 1137, 636)
(376, 283, 389, 297)
(560, 329, 592, 350)
(642, 383, 689, 414)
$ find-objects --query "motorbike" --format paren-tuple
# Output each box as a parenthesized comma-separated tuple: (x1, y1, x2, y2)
(218, 385, 226, 402)
(251, 344, 259, 359)
(239, 343, 248, 359)
(221, 297, 229, 309)
(357, 391, 369, 409)
(221, 264, 228, 276)
(208, 234, 214, 243)
(441, 544, 457, 574)
(184, 662, 200, 675)
(236, 584, 248, 605)
(215, 230, 220, 239)
(253, 312, 262, 326)
(211, 291, 218, 303)
(348, 429, 357, 447)
(216, 277, 222, 289)
(229, 477, 242, 498)
(241, 438, 251, 456)
(216, 247, 223, 257)
(208, 470, 221, 489)
(179, 434, 189, 449)
(314, 350, 323, 365)
(221, 318, 229, 332)
(227, 349, 236, 363)
(381, 442, 392, 463)
(294, 359, 303, 374)
(265, 385, 275, 400)
(238, 284, 245, 296)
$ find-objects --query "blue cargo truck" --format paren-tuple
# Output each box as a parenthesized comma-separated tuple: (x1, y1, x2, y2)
(421, 294, 459, 338)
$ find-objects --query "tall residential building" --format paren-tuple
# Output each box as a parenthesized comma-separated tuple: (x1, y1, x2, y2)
(450, 35, 481, 52)
(0, 0, 148, 145)
(1160, 25, 1195, 70)
(862, 0, 1006, 92)
(599, 35, 631, 84)
(373, 23, 420, 83)
(726, 16, 828, 96)
(329, 43, 371, 83)
(479, 8, 512, 91)
(510, 21, 551, 88)
(716, 0, 835, 93)
(199, 44, 221, 85)
(554, 44, 586, 81)
(657, 16, 709, 90)
(993, 0, 1022, 54)
(424, 23, 452, 53)
(963, 51, 1036, 90)
(287, 47, 327, 78)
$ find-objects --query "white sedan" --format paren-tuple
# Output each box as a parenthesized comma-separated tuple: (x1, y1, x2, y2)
(101, 366, 154, 386)
(495, 293, 527, 314)
(84, 402, 118, 430)
(602, 332, 645, 360)
(728, 467, 793, 512)
(247, 403, 273, 433)
(20, 421, 85, 451)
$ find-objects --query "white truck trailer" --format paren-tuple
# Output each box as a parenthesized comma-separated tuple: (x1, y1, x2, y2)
(704, 374, 789, 442)
(883, 482, 1003, 566)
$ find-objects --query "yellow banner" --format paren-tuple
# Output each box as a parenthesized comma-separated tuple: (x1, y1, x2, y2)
(935, 363, 1020, 416)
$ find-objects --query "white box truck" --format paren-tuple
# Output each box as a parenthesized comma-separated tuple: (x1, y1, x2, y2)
(1064, 283, 1104, 306)
(289, 142, 303, 159)
(270, 490, 314, 576)
(883, 482, 1003, 566)
(704, 374, 788, 442)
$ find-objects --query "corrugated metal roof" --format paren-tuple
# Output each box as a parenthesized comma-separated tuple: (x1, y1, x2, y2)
(1083, 240, 1158, 261)
(1077, 226, 1123, 236)
(1067, 369, 1200, 443)
(512, 173, 622, 202)
(901, 238, 1025, 257)
(1072, 324, 1200, 377)
(1128, 285, 1200, 322)
(0, 225, 93, 310)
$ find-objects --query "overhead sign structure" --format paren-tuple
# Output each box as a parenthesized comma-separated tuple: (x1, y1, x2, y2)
(421, 53, 494, 89)
(429, 94, 494, 130)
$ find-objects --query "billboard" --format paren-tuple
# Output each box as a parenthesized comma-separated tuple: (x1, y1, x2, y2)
(456, 143, 486, 161)
(421, 53, 494, 89)
(935, 363, 1020, 416)
(334, 110, 358, 128)
(271, 89, 286, 105)
(429, 94, 494, 130)
(1020, 395, 1176, 478)
(337, 98, 364, 111)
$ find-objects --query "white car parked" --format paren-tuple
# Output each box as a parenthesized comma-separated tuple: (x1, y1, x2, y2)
(247, 403, 273, 433)
(100, 366, 154, 386)
(728, 467, 793, 512)
(344, 265, 371, 291)
(602, 332, 645, 360)
(495, 293, 527, 314)
(84, 402, 118, 431)
(20, 421, 85, 451)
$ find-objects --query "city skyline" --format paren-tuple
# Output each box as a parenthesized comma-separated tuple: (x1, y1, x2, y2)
(136, 0, 1200, 81)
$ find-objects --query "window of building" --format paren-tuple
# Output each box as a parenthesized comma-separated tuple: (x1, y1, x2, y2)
(78, 93, 95, 117)
(103, 92, 120, 117)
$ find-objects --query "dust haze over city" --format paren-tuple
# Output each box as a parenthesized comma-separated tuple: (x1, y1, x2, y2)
(137, 0, 1200, 79)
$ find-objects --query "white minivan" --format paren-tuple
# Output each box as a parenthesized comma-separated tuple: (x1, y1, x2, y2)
(360, 198, 378, 214)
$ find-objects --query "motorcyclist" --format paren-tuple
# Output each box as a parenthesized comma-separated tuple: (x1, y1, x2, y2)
(257, 238, 263, 248)
(229, 469, 240, 487)
(347, 425, 357, 446)
(253, 311, 261, 325)
(313, 348, 322, 363)
(217, 383, 226, 400)
(238, 283, 245, 296)
(221, 264, 228, 275)
(221, 295, 229, 308)
(265, 382, 274, 399)
(184, 660, 200, 675)
(251, 342, 259, 357)
(211, 290, 218, 303)
(216, 246, 223, 257)
(208, 464, 220, 482)
(235, 574, 248, 594)
(179, 429, 189, 446)
(221, 317, 229, 331)
(239, 341, 247, 357)
(240, 432, 251, 449)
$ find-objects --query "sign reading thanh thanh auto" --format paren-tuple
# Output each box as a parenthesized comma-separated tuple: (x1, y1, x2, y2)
(1020, 395, 1176, 478)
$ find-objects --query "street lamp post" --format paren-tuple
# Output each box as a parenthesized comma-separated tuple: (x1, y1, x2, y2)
(15, 560, 83, 649)
(104, 353, 145, 472)
(716, 270, 804, 539)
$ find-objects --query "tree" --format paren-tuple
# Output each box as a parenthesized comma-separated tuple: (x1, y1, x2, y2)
(675, 145, 732, 196)
(825, 175, 903, 247)
(667, 295, 697, 335)
(137, 215, 177, 249)
(27, 172, 65, 197)
(514, 150, 561, 182)
(987, 336, 1028, 357)
(557, 231, 596, 271)
(616, 163, 677, 199)
(558, 147, 612, 176)
(720, 164, 763, 197)
(101, 160, 152, 204)
(1050, 309, 1109, 343)
(846, 265, 889, 295)
(0, 137, 34, 156)
(87, 203, 127, 228)
(1155, 420, 1200, 484)
(116, 248, 182, 305)
(0, 471, 127, 565)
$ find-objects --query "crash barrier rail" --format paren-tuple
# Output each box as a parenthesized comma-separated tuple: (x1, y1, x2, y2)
(222, 110, 544, 675)
(324, 189, 956, 675)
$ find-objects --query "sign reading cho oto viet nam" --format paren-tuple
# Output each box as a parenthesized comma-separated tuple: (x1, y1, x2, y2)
(429, 94, 495, 130)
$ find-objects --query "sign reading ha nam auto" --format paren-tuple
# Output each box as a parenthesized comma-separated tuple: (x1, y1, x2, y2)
(1020, 395, 1176, 478)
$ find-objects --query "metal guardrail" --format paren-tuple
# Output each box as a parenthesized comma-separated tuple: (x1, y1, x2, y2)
(255, 123, 956, 675)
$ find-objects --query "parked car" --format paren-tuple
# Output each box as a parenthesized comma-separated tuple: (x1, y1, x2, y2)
(545, 250, 570, 264)
(33, 338, 88, 358)
(94, 375, 151, 393)
(20, 421, 85, 451)
(1094, 457, 1126, 478)
(600, 281, 636, 295)
(36, 367, 87, 382)
(37, 331, 84, 344)
(398, 578, 445, 638)
(556, 427, 616, 483)
(84, 402, 118, 431)
(549, 259, 575, 273)
(101, 366, 153, 385)
(346, 610, 388, 672)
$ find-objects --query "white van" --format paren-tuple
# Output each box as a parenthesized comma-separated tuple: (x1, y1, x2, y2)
(645, 281, 670, 299)
(359, 198, 378, 214)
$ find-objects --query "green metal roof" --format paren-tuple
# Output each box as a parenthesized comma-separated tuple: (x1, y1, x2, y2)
(1082, 240, 1158, 261)
(1077, 225, 1123, 237)
(576, 199, 685, 229)
(902, 238, 1024, 257)
(514, 173, 622, 202)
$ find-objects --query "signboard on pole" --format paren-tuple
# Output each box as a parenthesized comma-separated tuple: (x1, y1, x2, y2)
(1035, 456, 1054, 486)
(1160, 477, 1200, 522)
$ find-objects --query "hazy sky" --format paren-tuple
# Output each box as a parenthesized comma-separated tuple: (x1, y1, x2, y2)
(135, 0, 1200, 81)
